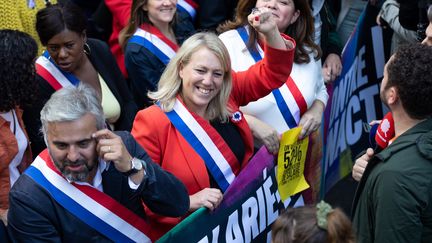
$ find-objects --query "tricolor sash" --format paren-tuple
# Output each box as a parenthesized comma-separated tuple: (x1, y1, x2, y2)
(25, 150, 152, 242)
(162, 99, 239, 192)
(35, 51, 80, 90)
(177, 0, 198, 20)
(236, 26, 308, 128)
(128, 24, 179, 65)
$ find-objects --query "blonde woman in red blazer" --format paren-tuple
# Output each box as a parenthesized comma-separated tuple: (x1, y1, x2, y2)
(132, 8, 296, 238)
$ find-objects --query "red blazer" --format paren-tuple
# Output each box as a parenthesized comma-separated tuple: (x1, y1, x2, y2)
(105, 0, 132, 77)
(132, 38, 295, 238)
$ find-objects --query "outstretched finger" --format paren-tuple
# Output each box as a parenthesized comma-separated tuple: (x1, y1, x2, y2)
(93, 129, 117, 140)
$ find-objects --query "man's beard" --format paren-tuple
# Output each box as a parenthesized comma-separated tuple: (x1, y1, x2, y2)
(53, 158, 95, 182)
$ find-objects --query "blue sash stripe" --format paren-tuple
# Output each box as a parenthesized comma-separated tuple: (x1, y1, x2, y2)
(176, 4, 195, 20)
(272, 89, 298, 128)
(236, 26, 263, 62)
(128, 36, 171, 65)
(236, 26, 299, 128)
(25, 166, 134, 243)
(42, 51, 80, 86)
(164, 110, 230, 192)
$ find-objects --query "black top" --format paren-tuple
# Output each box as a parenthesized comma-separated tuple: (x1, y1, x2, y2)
(207, 119, 245, 189)
(194, 0, 238, 31)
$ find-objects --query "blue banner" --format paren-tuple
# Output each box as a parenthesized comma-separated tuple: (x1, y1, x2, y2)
(321, 3, 392, 194)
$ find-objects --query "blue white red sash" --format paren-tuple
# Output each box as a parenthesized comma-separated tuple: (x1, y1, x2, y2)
(25, 149, 152, 242)
(177, 0, 198, 20)
(162, 99, 239, 192)
(128, 24, 179, 65)
(236, 26, 307, 128)
(35, 51, 80, 90)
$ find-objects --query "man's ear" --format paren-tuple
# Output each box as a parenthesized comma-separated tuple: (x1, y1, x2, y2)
(386, 86, 398, 105)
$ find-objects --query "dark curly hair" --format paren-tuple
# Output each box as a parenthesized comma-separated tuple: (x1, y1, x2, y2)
(386, 43, 432, 119)
(0, 30, 38, 112)
(217, 0, 321, 64)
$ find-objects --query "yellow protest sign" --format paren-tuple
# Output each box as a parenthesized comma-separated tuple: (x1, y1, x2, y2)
(277, 127, 310, 201)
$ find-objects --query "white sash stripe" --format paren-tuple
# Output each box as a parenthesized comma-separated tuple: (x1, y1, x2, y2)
(173, 100, 235, 184)
(134, 28, 176, 59)
(278, 84, 301, 124)
(32, 158, 150, 242)
(177, 0, 197, 18)
(233, 28, 300, 125)
(36, 56, 73, 88)
(234, 29, 265, 64)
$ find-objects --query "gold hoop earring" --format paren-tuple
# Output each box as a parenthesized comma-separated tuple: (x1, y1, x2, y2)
(84, 42, 91, 55)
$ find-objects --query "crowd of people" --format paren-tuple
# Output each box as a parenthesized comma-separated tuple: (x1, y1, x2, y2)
(1, 0, 432, 242)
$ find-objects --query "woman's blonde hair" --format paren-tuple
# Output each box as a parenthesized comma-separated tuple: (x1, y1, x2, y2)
(148, 32, 233, 121)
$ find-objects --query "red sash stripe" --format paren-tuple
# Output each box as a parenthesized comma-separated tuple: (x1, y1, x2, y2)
(286, 77, 308, 115)
(37, 150, 155, 240)
(189, 109, 240, 176)
(141, 23, 179, 52)
(36, 63, 63, 91)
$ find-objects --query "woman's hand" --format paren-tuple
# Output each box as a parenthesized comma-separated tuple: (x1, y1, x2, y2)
(244, 114, 280, 155)
(248, 8, 291, 50)
(189, 188, 223, 212)
(298, 100, 325, 140)
(248, 8, 277, 36)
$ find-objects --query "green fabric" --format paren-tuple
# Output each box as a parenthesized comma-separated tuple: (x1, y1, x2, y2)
(320, 2, 343, 60)
(353, 119, 432, 243)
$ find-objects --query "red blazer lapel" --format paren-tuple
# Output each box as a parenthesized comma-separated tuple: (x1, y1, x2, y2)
(174, 128, 210, 191)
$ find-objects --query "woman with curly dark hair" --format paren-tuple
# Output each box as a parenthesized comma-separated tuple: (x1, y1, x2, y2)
(0, 29, 37, 228)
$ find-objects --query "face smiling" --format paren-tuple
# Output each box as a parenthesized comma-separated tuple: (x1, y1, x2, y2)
(46, 113, 98, 182)
(179, 47, 224, 117)
(255, 0, 300, 32)
(143, 0, 177, 26)
(46, 29, 86, 73)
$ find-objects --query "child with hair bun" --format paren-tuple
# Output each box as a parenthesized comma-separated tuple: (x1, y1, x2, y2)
(272, 201, 355, 243)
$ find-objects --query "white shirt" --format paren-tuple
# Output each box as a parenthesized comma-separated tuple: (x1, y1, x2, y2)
(311, 0, 324, 45)
(219, 28, 328, 133)
(71, 160, 140, 191)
